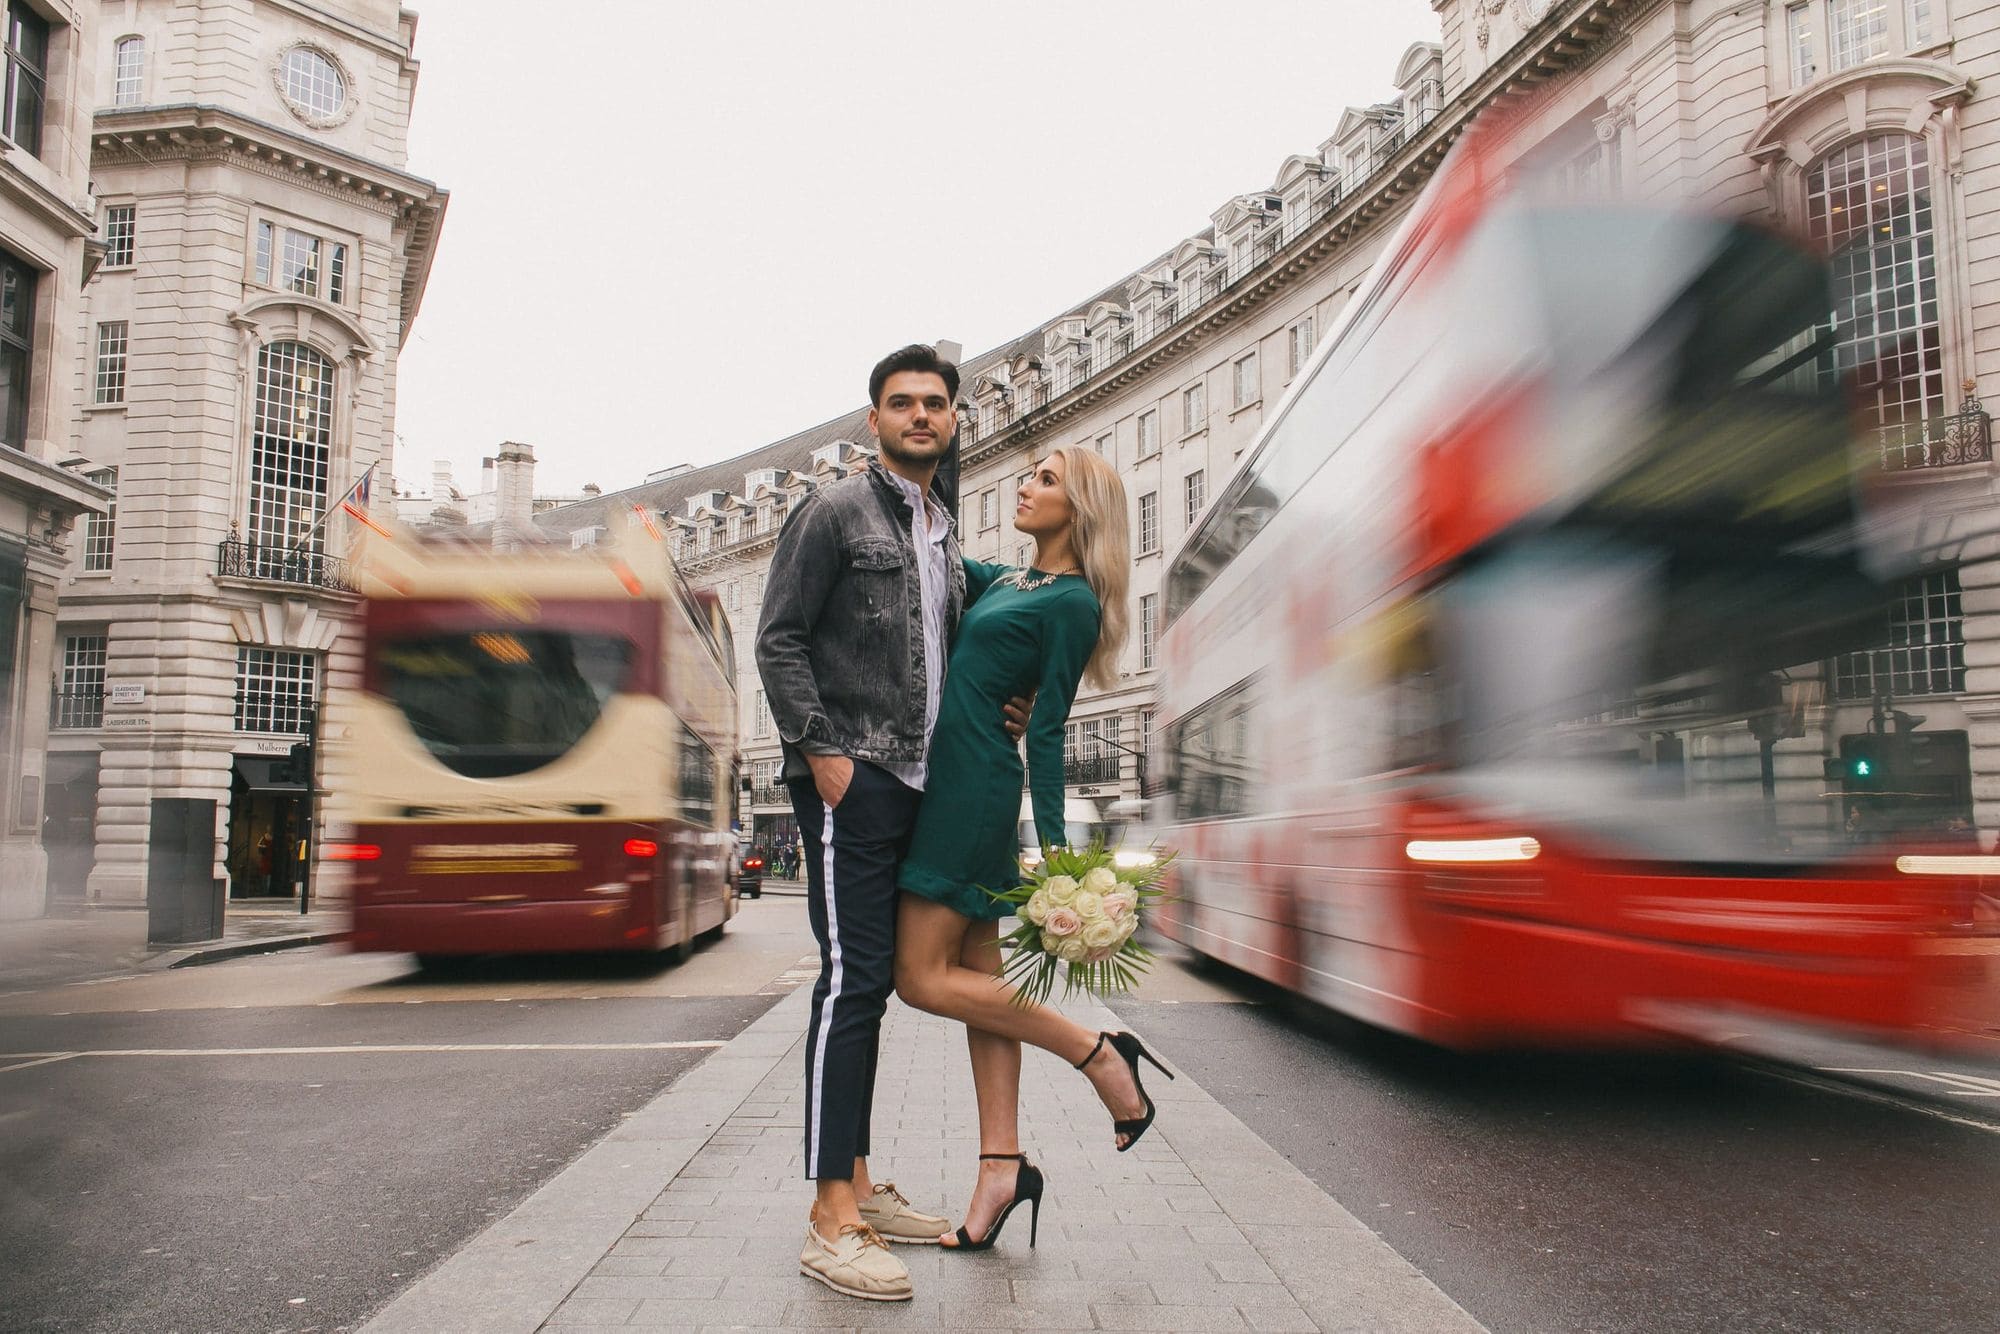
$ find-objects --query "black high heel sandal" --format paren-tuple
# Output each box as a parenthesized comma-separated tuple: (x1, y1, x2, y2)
(1076, 1030, 1174, 1152)
(944, 1152, 1045, 1251)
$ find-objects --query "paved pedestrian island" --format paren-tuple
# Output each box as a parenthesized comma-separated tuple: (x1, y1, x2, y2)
(362, 988, 1484, 1333)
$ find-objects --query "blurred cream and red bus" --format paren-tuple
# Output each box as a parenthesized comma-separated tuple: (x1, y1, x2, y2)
(1151, 144, 1987, 1049)
(326, 525, 737, 967)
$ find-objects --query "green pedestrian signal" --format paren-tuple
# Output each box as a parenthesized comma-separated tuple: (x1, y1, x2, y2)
(1853, 757, 1872, 778)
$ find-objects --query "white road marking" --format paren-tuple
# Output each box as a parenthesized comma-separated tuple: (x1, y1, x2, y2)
(1824, 1068, 2000, 1096)
(1758, 1066, 2000, 1137)
(0, 1040, 726, 1068)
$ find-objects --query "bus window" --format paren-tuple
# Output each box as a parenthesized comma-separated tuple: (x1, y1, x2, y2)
(1172, 678, 1259, 822)
(677, 723, 718, 827)
(375, 630, 632, 779)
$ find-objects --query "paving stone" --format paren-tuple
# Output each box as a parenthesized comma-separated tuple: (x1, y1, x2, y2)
(575, 1275, 727, 1301)
(545, 1297, 641, 1326)
(1091, 1302, 1250, 1331)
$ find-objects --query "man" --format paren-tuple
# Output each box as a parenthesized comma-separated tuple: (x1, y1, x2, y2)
(756, 344, 967, 1301)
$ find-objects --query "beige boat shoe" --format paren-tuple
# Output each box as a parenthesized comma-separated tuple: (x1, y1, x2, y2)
(856, 1181, 949, 1245)
(799, 1218, 912, 1302)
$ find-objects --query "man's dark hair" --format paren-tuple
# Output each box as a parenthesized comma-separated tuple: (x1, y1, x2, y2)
(868, 344, 960, 408)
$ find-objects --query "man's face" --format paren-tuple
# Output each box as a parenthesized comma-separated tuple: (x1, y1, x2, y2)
(868, 371, 954, 468)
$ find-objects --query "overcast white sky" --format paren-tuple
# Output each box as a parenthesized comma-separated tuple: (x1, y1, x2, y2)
(394, 1, 1440, 499)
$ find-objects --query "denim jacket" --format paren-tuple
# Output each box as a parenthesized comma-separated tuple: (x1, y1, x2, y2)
(756, 460, 966, 780)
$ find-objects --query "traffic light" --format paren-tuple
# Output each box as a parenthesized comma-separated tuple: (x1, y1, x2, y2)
(1836, 734, 1889, 789)
(285, 741, 314, 788)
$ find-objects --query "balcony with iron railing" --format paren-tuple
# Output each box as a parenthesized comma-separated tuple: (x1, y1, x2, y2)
(50, 689, 104, 730)
(217, 534, 356, 593)
(751, 785, 789, 807)
(958, 103, 1442, 452)
(1877, 392, 1991, 472)
(1062, 753, 1122, 785)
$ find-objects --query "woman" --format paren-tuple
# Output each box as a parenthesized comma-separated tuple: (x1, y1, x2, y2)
(894, 445, 1169, 1252)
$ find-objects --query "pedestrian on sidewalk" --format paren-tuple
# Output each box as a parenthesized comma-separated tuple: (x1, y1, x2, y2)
(757, 343, 1029, 1303)
(892, 445, 1163, 1254)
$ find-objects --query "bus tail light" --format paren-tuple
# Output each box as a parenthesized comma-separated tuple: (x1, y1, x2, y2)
(327, 842, 382, 862)
(624, 838, 659, 858)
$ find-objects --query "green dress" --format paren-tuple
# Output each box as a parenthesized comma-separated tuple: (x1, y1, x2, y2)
(898, 560, 1102, 920)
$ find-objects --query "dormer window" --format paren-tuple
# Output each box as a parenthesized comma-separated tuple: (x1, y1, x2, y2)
(254, 220, 350, 305)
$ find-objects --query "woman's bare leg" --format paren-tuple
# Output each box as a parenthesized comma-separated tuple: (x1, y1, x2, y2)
(895, 894, 1148, 1151)
(949, 918, 1026, 1244)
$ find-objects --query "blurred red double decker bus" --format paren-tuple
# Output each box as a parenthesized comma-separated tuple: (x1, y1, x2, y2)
(327, 527, 738, 968)
(1151, 151, 1989, 1049)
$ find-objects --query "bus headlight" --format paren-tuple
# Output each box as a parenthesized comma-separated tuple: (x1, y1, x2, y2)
(1113, 849, 1157, 870)
(1405, 837, 1542, 864)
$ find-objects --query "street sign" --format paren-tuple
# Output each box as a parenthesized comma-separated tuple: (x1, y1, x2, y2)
(101, 716, 149, 730)
(107, 683, 145, 705)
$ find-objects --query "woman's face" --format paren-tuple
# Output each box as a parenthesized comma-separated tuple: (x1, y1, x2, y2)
(1014, 453, 1074, 538)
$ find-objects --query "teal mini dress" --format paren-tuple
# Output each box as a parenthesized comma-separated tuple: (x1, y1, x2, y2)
(898, 559, 1101, 920)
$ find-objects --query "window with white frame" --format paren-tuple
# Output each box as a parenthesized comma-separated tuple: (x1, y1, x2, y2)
(1828, 0, 1890, 70)
(112, 35, 144, 106)
(247, 341, 332, 557)
(1906, 0, 1933, 44)
(1138, 492, 1159, 556)
(93, 322, 127, 405)
(1288, 315, 1315, 379)
(1834, 570, 1963, 699)
(1182, 382, 1206, 433)
(103, 204, 135, 268)
(82, 467, 115, 571)
(1184, 470, 1206, 528)
(1139, 594, 1158, 670)
(1233, 351, 1259, 408)
(1095, 432, 1112, 457)
(1229, 236, 1251, 280)
(1806, 133, 1943, 450)
(234, 646, 317, 733)
(979, 487, 997, 529)
(754, 689, 772, 738)
(254, 221, 349, 304)
(281, 45, 345, 122)
(1137, 410, 1159, 457)
(55, 632, 106, 728)
(1787, 3, 1817, 85)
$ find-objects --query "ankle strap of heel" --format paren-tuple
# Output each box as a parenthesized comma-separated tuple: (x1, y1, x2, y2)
(1073, 1032, 1109, 1071)
(978, 1152, 1026, 1161)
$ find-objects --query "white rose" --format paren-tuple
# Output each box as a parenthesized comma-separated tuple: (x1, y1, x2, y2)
(1042, 875, 1079, 906)
(1116, 915, 1139, 943)
(1082, 866, 1118, 896)
(1072, 890, 1104, 921)
(1055, 935, 1089, 964)
(1024, 889, 1051, 925)
(1082, 918, 1121, 950)
(1040, 929, 1063, 955)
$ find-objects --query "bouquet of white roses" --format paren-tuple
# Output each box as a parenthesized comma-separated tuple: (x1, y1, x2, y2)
(990, 839, 1175, 1005)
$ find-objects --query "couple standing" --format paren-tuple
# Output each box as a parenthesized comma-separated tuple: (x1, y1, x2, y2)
(755, 344, 1170, 1302)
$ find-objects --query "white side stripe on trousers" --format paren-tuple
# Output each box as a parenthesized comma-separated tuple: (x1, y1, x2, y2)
(807, 799, 840, 1175)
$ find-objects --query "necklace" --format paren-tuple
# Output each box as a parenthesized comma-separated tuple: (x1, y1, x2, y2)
(1012, 564, 1081, 591)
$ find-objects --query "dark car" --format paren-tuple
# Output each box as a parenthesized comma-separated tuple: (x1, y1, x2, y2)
(737, 846, 765, 898)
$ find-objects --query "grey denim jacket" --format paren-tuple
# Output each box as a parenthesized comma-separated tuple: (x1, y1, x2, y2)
(755, 460, 966, 781)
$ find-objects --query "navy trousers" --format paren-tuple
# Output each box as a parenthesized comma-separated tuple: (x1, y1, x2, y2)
(790, 761, 921, 1180)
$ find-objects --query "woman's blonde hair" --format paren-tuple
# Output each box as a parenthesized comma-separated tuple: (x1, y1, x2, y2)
(1043, 445, 1130, 691)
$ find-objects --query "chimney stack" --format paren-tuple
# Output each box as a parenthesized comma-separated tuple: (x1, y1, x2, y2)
(492, 441, 536, 550)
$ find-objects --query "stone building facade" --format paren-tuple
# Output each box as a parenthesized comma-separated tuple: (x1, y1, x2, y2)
(533, 0, 2000, 852)
(46, 0, 444, 909)
(0, 0, 112, 919)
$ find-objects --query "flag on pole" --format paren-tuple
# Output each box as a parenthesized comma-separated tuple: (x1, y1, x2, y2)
(340, 463, 375, 523)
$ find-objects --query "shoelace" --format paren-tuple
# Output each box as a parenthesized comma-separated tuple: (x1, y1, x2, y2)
(837, 1222, 890, 1252)
(872, 1182, 909, 1208)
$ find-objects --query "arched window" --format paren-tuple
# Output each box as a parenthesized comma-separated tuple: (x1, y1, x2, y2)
(248, 342, 333, 572)
(1806, 132, 1943, 464)
(112, 36, 143, 107)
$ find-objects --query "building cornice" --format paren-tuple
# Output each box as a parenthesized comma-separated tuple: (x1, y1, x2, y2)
(90, 104, 448, 341)
(960, 0, 1644, 469)
(0, 448, 110, 516)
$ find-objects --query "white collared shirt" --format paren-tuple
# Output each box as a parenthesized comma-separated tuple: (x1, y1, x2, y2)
(879, 469, 950, 791)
